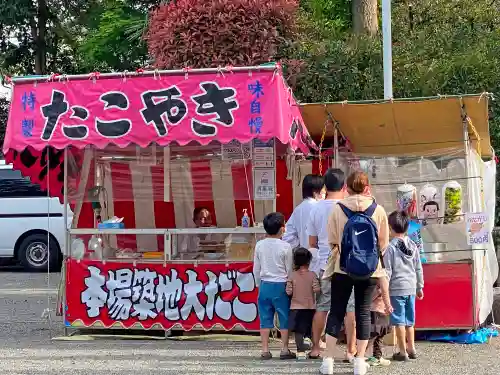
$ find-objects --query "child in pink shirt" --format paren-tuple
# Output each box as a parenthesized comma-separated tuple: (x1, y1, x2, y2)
(286, 247, 320, 353)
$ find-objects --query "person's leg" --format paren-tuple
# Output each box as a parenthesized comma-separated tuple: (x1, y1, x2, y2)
(405, 295, 417, 358)
(311, 271, 330, 357)
(257, 282, 275, 357)
(295, 332, 307, 351)
(273, 282, 295, 359)
(352, 277, 377, 375)
(394, 326, 407, 354)
(344, 291, 357, 361)
(373, 334, 383, 359)
(390, 296, 409, 361)
(324, 273, 354, 357)
(320, 273, 353, 374)
(353, 277, 377, 359)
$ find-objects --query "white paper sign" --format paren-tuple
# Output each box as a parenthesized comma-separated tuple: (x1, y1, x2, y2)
(222, 141, 251, 160)
(466, 212, 489, 245)
(254, 169, 275, 200)
(252, 139, 274, 168)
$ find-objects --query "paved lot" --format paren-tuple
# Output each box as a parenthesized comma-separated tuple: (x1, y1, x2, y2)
(0, 269, 498, 375)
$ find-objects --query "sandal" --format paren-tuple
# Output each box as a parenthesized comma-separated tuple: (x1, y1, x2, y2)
(260, 352, 272, 360)
(307, 353, 322, 360)
(280, 350, 297, 360)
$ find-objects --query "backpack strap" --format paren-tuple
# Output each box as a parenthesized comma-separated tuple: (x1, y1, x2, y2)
(363, 201, 377, 217)
(338, 203, 355, 219)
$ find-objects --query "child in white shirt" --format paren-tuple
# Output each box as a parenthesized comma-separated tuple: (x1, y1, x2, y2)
(253, 212, 295, 360)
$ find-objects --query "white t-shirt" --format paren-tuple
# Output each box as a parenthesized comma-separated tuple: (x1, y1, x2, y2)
(253, 238, 293, 285)
(307, 199, 340, 271)
(283, 198, 318, 249)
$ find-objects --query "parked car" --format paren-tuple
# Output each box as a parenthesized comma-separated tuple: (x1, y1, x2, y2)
(0, 162, 71, 271)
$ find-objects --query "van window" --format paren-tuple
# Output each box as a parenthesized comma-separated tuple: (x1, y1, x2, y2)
(0, 170, 47, 198)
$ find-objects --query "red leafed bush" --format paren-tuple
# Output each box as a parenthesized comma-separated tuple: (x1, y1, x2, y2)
(146, 0, 299, 69)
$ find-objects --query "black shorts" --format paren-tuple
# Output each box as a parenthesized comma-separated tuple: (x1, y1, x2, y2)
(288, 309, 315, 336)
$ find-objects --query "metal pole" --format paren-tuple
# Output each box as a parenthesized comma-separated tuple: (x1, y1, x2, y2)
(382, 0, 393, 99)
(333, 127, 339, 168)
(63, 148, 68, 336)
(10, 65, 278, 84)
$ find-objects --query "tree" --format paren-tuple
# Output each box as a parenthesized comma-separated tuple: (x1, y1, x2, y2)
(78, 1, 151, 71)
(288, 0, 500, 221)
(0, 96, 9, 153)
(352, 0, 378, 35)
(146, 0, 299, 69)
(0, 0, 92, 75)
(0, 0, 158, 76)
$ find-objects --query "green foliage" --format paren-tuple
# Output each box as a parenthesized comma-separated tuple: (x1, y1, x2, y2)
(78, 2, 149, 71)
(288, 0, 500, 222)
(147, 0, 299, 69)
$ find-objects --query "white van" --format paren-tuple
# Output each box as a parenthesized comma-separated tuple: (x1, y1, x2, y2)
(0, 162, 71, 271)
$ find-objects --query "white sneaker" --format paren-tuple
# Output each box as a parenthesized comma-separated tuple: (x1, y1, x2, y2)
(319, 357, 334, 375)
(353, 357, 369, 375)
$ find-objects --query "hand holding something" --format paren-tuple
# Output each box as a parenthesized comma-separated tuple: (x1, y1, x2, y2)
(417, 290, 424, 300)
(384, 304, 394, 315)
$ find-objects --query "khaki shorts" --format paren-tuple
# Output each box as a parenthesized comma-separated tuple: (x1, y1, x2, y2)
(316, 270, 331, 312)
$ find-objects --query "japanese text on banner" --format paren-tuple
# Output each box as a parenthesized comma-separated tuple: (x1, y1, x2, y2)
(74, 262, 259, 329)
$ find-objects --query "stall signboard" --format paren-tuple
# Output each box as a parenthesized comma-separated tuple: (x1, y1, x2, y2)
(5, 70, 311, 155)
(253, 168, 275, 200)
(252, 139, 275, 168)
(222, 140, 252, 160)
(65, 260, 260, 331)
(465, 212, 489, 245)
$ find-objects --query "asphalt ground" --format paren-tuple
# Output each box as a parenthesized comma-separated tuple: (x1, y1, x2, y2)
(0, 268, 498, 375)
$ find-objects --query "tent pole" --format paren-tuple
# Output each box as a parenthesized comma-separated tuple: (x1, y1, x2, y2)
(382, 0, 393, 99)
(63, 147, 68, 336)
(333, 127, 339, 168)
(10, 65, 278, 84)
(462, 106, 478, 328)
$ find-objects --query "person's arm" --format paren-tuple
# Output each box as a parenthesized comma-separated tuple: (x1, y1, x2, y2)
(312, 274, 321, 294)
(383, 245, 393, 281)
(377, 206, 390, 255)
(327, 206, 340, 259)
(286, 277, 294, 296)
(415, 250, 424, 297)
(378, 276, 393, 314)
(282, 212, 299, 248)
(284, 243, 294, 277)
(252, 245, 261, 286)
(307, 209, 319, 249)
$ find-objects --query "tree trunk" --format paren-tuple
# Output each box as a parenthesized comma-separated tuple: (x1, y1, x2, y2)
(34, 0, 48, 75)
(352, 0, 379, 36)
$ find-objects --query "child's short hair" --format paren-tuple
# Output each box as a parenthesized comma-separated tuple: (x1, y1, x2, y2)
(263, 212, 285, 235)
(293, 247, 312, 270)
(388, 210, 410, 234)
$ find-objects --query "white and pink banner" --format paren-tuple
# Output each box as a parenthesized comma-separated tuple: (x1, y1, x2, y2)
(4, 69, 313, 154)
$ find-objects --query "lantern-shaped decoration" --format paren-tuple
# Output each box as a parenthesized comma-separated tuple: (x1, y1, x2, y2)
(442, 181, 463, 224)
(397, 183, 424, 258)
(419, 183, 441, 225)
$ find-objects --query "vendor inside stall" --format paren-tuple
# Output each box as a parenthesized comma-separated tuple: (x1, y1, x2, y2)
(178, 206, 227, 254)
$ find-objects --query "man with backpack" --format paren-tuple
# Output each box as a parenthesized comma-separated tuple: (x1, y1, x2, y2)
(319, 171, 389, 375)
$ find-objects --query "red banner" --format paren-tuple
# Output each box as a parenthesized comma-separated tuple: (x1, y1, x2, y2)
(65, 259, 259, 331)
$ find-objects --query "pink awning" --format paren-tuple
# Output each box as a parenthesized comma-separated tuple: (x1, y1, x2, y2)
(3, 66, 315, 154)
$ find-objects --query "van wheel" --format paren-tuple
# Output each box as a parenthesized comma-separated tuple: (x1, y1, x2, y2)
(18, 234, 60, 272)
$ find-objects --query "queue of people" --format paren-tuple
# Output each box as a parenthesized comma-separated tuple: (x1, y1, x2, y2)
(253, 169, 425, 375)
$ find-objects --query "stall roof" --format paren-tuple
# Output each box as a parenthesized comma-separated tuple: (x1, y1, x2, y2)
(300, 94, 492, 157)
(3, 65, 316, 155)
